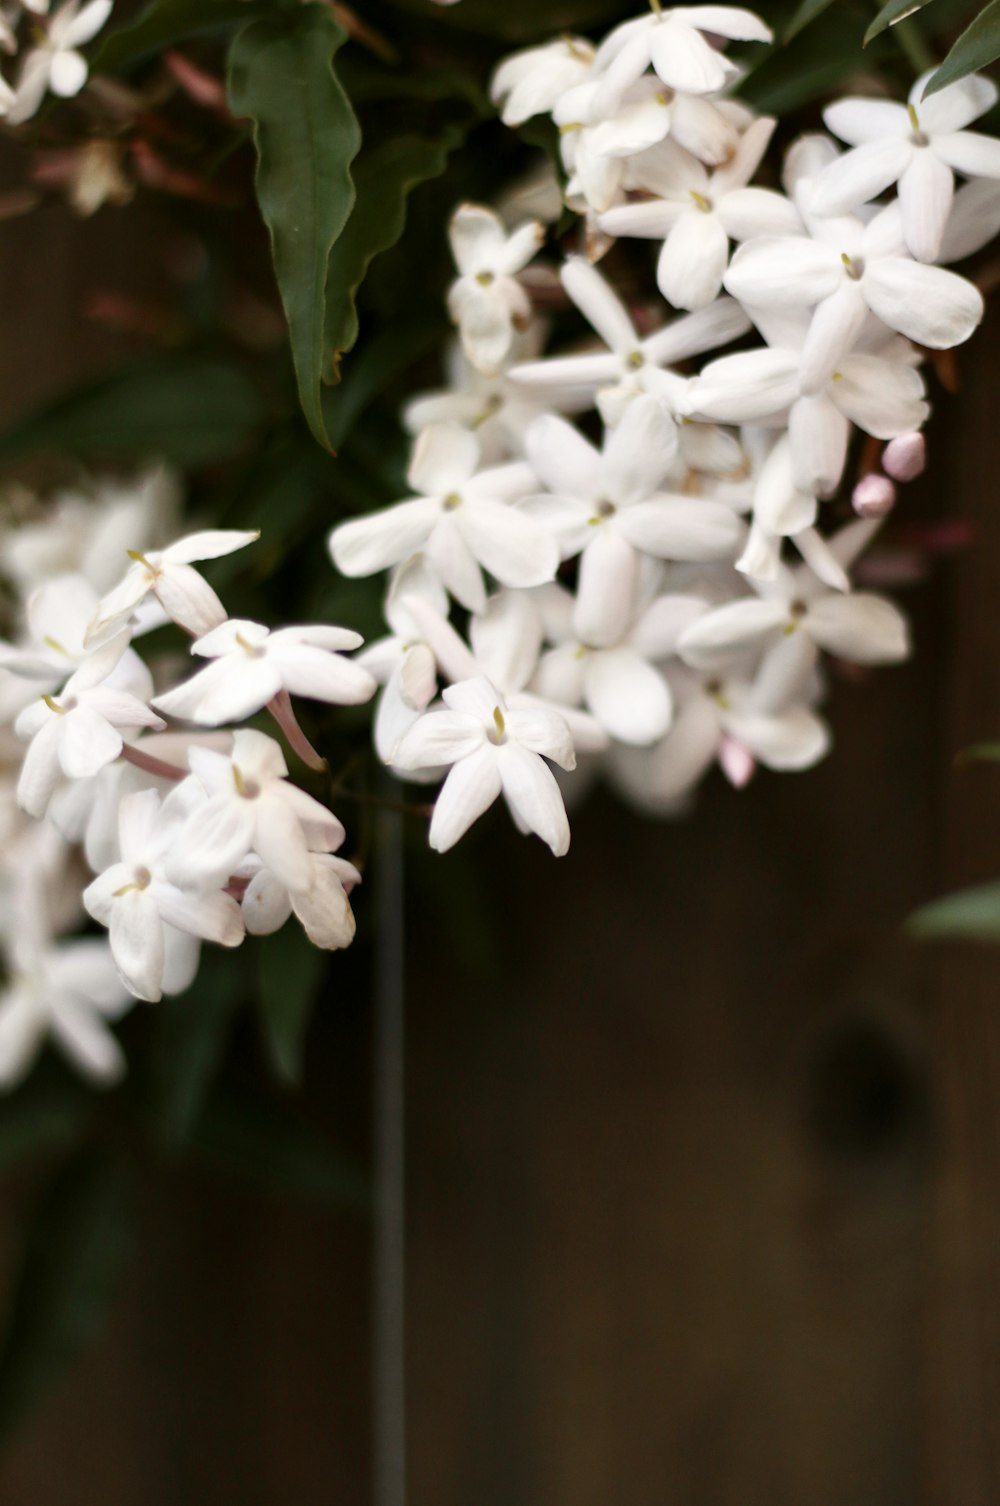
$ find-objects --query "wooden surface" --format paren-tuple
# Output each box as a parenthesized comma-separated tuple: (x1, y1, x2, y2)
(0, 204, 998, 1505)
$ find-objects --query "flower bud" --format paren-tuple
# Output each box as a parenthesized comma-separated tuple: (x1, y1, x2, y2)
(852, 474, 896, 519)
(718, 734, 755, 789)
(882, 431, 926, 483)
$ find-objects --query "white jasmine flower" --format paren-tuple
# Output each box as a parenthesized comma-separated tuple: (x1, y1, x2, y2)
(592, 6, 771, 105)
(15, 637, 165, 818)
(0, 937, 132, 1088)
(167, 729, 345, 894)
(151, 618, 375, 727)
(242, 851, 361, 951)
(599, 119, 802, 309)
(83, 787, 245, 1003)
(523, 396, 743, 645)
(357, 557, 447, 764)
(329, 422, 556, 614)
(490, 36, 595, 126)
(8, 0, 113, 124)
(446, 204, 544, 375)
(723, 205, 984, 389)
(86, 528, 260, 646)
(812, 71, 1000, 261)
(555, 76, 678, 213)
(392, 675, 575, 855)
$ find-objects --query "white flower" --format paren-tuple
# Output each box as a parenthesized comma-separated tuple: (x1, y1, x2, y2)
(811, 71, 1000, 261)
(0, 937, 132, 1088)
(86, 528, 260, 646)
(592, 5, 771, 104)
(151, 618, 375, 727)
(357, 557, 446, 764)
(555, 76, 677, 213)
(599, 119, 802, 309)
(723, 204, 984, 390)
(509, 255, 750, 444)
(167, 729, 345, 894)
(83, 786, 245, 1003)
(523, 396, 743, 644)
(392, 675, 575, 855)
(490, 36, 595, 126)
(329, 422, 555, 613)
(8, 0, 113, 124)
(446, 204, 544, 375)
(15, 637, 165, 818)
(242, 851, 361, 951)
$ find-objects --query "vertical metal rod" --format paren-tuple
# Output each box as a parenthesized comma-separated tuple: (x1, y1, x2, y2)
(373, 805, 406, 1506)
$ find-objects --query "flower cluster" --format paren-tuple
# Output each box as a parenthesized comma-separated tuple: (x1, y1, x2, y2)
(0, 0, 112, 123)
(329, 4, 1000, 853)
(0, 468, 375, 1087)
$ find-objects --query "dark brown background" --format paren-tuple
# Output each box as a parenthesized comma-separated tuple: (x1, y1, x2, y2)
(0, 189, 999, 1506)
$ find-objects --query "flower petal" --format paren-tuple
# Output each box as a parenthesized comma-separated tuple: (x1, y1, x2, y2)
(497, 742, 570, 855)
(428, 744, 503, 851)
(585, 648, 673, 744)
(805, 592, 910, 663)
(329, 498, 441, 577)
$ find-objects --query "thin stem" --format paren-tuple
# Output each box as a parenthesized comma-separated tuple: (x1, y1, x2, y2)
(119, 743, 186, 782)
(373, 790, 406, 1506)
(267, 689, 327, 772)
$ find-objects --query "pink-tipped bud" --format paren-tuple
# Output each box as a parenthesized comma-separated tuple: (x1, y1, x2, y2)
(718, 734, 755, 789)
(882, 431, 926, 483)
(852, 473, 896, 519)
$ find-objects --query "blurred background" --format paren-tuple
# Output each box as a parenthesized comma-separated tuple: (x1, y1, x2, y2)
(0, 2, 999, 1503)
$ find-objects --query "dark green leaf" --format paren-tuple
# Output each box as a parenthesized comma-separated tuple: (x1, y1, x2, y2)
(148, 949, 247, 1146)
(324, 135, 458, 375)
(192, 1089, 368, 1208)
(784, 0, 837, 43)
(0, 1153, 135, 1441)
(0, 355, 265, 467)
(256, 928, 326, 1086)
(865, 0, 936, 45)
(95, 0, 273, 71)
(227, 6, 361, 450)
(741, 0, 884, 112)
(924, 0, 1000, 94)
(324, 313, 441, 449)
(908, 879, 1000, 941)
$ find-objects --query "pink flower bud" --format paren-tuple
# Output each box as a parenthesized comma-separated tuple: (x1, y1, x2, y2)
(718, 734, 755, 789)
(882, 431, 926, 483)
(852, 474, 896, 519)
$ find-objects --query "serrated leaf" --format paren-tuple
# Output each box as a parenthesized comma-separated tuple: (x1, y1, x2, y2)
(908, 879, 1000, 941)
(256, 928, 326, 1086)
(324, 134, 458, 377)
(227, 6, 361, 451)
(923, 0, 1000, 94)
(0, 355, 264, 467)
(94, 0, 272, 70)
(865, 0, 936, 45)
(0, 1153, 135, 1442)
(784, 0, 837, 43)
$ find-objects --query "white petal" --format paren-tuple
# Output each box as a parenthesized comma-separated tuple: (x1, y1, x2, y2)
(723, 235, 840, 307)
(48, 48, 88, 98)
(789, 393, 850, 497)
(602, 394, 678, 505)
(916, 71, 997, 133)
(938, 178, 1000, 262)
(716, 186, 803, 241)
(822, 97, 909, 147)
(809, 138, 912, 215)
(798, 282, 869, 394)
(272, 642, 375, 705)
(59, 0, 113, 47)
(525, 413, 600, 499)
(831, 354, 928, 438)
(589, 95, 672, 158)
(153, 655, 282, 726)
(932, 130, 1000, 181)
(48, 999, 125, 1083)
(470, 591, 542, 695)
(164, 528, 260, 565)
(642, 296, 752, 367)
(806, 592, 910, 663)
(109, 890, 164, 1003)
(243, 869, 292, 936)
(456, 499, 559, 591)
(686, 350, 800, 425)
(118, 787, 160, 869)
(585, 649, 673, 745)
(155, 564, 227, 638)
(408, 421, 480, 496)
(251, 795, 312, 893)
(449, 203, 506, 275)
(503, 703, 576, 770)
(573, 527, 638, 648)
(329, 497, 440, 577)
(561, 256, 636, 353)
(155, 884, 244, 946)
(682, 6, 773, 42)
(428, 744, 503, 851)
(678, 597, 788, 668)
(57, 705, 122, 778)
(452, 282, 515, 375)
(898, 148, 954, 262)
(291, 863, 356, 950)
(657, 211, 730, 311)
(167, 798, 255, 891)
(392, 710, 483, 771)
(725, 705, 830, 770)
(497, 743, 570, 855)
(16, 715, 62, 817)
(611, 694, 718, 807)
(616, 497, 743, 560)
(650, 15, 733, 94)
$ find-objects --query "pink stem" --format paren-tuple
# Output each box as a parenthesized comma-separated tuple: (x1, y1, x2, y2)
(120, 743, 187, 782)
(267, 689, 327, 772)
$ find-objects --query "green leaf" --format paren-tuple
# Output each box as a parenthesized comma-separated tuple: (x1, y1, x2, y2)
(784, 0, 837, 43)
(0, 1154, 135, 1442)
(0, 355, 265, 468)
(908, 879, 1000, 942)
(865, 0, 936, 45)
(256, 928, 326, 1086)
(324, 134, 457, 376)
(227, 6, 361, 451)
(147, 949, 247, 1146)
(956, 740, 1000, 764)
(923, 0, 1000, 94)
(94, 0, 273, 71)
(192, 1089, 369, 1208)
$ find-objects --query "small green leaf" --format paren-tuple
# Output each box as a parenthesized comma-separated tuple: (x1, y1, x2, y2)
(0, 355, 265, 467)
(784, 0, 837, 43)
(865, 0, 936, 45)
(923, 0, 1000, 94)
(256, 928, 326, 1086)
(908, 879, 1000, 942)
(94, 0, 273, 70)
(0, 1153, 135, 1442)
(227, 5, 361, 451)
(324, 134, 458, 377)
